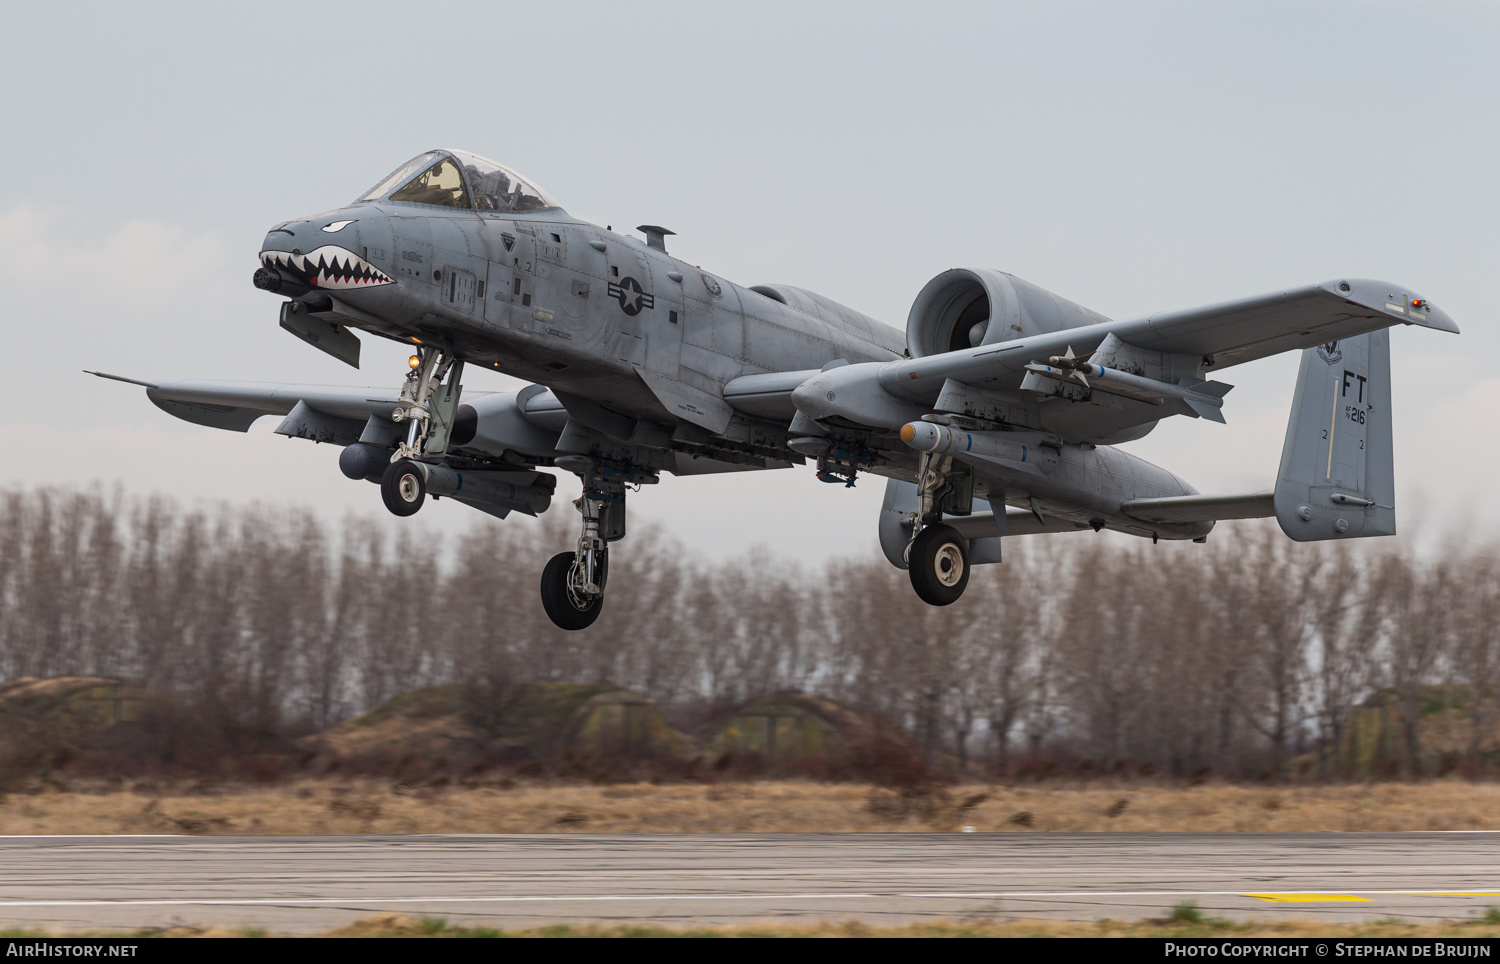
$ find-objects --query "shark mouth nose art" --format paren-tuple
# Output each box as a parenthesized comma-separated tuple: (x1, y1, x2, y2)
(259, 245, 394, 290)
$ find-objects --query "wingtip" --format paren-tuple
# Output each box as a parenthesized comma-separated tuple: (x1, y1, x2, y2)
(1325, 280, 1462, 336)
(1421, 311, 1461, 335)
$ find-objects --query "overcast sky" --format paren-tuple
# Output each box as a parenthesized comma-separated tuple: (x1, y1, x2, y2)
(1, 1, 1494, 563)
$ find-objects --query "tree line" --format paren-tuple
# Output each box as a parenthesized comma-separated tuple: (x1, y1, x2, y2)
(1, 486, 1495, 779)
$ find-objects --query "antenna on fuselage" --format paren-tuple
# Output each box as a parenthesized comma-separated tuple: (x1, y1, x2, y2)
(637, 225, 675, 252)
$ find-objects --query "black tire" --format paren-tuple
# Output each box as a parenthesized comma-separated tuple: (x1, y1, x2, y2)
(540, 550, 607, 631)
(908, 523, 969, 606)
(380, 460, 426, 517)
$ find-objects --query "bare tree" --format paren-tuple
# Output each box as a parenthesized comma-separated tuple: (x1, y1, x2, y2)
(1237, 531, 1315, 774)
(1381, 553, 1455, 777)
(1452, 553, 1500, 775)
(0, 484, 1492, 782)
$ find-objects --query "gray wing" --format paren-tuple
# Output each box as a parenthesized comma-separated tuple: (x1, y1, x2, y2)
(893, 278, 1457, 397)
(87, 371, 410, 431)
(85, 370, 427, 445)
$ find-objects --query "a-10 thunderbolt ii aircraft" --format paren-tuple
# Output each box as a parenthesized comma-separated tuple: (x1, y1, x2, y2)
(92, 149, 1459, 629)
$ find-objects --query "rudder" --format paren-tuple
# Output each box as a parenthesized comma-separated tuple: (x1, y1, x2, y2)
(1274, 329, 1395, 541)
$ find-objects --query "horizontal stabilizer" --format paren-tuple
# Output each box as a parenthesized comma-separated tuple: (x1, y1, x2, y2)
(1121, 491, 1275, 525)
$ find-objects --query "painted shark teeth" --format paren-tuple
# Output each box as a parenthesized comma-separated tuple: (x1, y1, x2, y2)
(259, 244, 394, 290)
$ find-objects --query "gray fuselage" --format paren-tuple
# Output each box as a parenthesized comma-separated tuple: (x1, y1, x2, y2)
(257, 157, 1205, 541)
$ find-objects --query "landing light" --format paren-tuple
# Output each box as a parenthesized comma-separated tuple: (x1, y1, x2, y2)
(408, 355, 421, 369)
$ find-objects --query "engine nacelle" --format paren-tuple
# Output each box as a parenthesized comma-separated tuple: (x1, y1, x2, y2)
(906, 268, 1111, 358)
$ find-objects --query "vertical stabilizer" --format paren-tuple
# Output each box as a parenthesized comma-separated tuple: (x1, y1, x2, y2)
(1274, 329, 1395, 541)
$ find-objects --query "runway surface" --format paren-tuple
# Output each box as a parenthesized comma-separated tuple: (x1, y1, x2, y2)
(0, 833, 1497, 934)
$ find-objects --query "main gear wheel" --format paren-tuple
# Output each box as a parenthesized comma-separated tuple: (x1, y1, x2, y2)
(907, 523, 969, 606)
(540, 549, 608, 631)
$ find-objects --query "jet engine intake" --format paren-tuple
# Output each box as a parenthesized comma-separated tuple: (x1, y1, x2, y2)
(906, 268, 1111, 358)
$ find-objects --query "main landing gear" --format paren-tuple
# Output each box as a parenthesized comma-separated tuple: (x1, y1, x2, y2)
(540, 462, 643, 631)
(905, 450, 972, 606)
(540, 487, 623, 631)
(907, 523, 969, 606)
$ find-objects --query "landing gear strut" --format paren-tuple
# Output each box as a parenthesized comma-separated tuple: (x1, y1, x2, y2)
(387, 349, 456, 470)
(905, 450, 971, 606)
(540, 482, 627, 631)
(377, 346, 464, 518)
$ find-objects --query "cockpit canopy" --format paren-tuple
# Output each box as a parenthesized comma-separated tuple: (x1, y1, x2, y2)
(358, 150, 559, 213)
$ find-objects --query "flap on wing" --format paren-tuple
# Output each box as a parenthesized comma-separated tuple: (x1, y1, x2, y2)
(1121, 491, 1275, 525)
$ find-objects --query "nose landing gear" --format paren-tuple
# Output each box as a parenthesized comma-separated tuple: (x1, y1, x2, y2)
(390, 346, 464, 466)
(376, 346, 465, 518)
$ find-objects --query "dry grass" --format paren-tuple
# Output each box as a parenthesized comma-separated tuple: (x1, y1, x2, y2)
(5, 911, 1500, 938)
(4, 778, 1500, 835)
(325, 911, 1500, 938)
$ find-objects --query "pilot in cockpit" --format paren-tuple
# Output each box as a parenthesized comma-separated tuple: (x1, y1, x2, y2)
(360, 150, 559, 214)
(468, 165, 513, 212)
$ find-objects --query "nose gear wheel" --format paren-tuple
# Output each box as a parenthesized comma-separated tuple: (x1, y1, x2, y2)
(380, 459, 426, 517)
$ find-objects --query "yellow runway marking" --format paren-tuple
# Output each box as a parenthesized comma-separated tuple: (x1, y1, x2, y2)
(1246, 894, 1370, 902)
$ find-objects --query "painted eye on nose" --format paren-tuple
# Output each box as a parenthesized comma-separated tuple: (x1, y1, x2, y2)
(321, 220, 356, 234)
